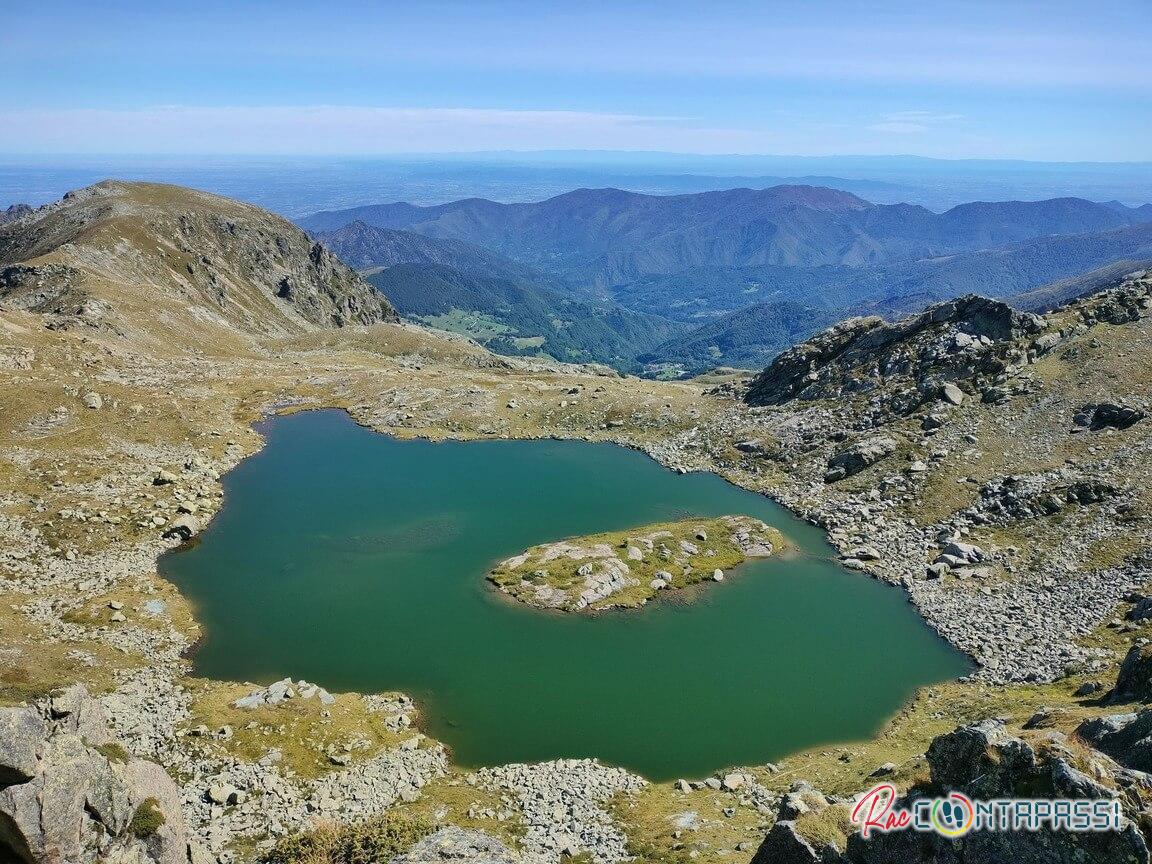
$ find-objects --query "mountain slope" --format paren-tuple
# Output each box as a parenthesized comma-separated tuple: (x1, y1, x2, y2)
(313, 220, 563, 287)
(0, 181, 397, 346)
(637, 301, 833, 376)
(1011, 258, 1152, 311)
(366, 263, 684, 369)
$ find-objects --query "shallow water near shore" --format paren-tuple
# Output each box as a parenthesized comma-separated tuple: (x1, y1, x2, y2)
(162, 409, 970, 780)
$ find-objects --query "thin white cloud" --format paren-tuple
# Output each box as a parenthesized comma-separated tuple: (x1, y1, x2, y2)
(870, 122, 929, 134)
(1, 105, 772, 155)
(0, 103, 1135, 161)
(868, 111, 965, 135)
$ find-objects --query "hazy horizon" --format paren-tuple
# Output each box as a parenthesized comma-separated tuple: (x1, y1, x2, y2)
(4, 151, 1152, 215)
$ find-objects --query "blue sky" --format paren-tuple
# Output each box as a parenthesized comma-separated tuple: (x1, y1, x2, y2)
(3, 0, 1149, 160)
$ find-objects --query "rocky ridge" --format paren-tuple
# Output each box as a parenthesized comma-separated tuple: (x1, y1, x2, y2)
(0, 181, 397, 338)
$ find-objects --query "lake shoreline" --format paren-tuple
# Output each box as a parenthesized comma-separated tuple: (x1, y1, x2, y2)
(163, 407, 969, 781)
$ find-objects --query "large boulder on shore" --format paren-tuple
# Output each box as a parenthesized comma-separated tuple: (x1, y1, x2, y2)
(0, 684, 204, 864)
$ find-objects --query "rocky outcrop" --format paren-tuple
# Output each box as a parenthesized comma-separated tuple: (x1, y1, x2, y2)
(750, 719, 1151, 864)
(0, 204, 32, 225)
(1075, 403, 1146, 431)
(753, 820, 846, 864)
(1107, 644, 1152, 704)
(745, 294, 1045, 412)
(0, 684, 204, 864)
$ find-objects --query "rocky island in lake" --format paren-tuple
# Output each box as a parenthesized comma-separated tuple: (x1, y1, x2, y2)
(488, 514, 786, 611)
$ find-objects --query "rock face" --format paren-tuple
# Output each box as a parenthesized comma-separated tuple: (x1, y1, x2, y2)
(751, 719, 1151, 864)
(0, 203, 32, 225)
(0, 685, 204, 864)
(0, 181, 398, 337)
(745, 294, 1043, 412)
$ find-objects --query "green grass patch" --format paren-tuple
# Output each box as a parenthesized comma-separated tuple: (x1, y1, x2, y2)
(129, 797, 165, 838)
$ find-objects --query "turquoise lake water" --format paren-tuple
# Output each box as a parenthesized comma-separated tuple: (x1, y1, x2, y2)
(161, 409, 970, 780)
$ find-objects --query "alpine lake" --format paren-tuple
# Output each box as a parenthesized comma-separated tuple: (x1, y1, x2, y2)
(162, 409, 970, 781)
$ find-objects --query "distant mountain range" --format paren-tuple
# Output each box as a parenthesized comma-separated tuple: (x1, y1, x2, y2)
(304, 185, 1152, 375)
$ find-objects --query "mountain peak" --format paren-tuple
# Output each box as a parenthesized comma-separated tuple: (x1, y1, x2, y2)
(756, 184, 873, 211)
(0, 180, 397, 340)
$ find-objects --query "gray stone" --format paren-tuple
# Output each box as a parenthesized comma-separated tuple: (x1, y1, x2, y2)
(941, 382, 965, 404)
(163, 513, 200, 540)
(0, 708, 44, 785)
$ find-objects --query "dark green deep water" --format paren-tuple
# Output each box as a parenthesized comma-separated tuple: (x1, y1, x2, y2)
(162, 410, 970, 780)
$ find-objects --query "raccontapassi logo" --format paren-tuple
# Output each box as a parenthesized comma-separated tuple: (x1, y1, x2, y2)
(851, 783, 1124, 839)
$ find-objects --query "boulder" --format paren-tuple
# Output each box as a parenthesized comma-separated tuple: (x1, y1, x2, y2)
(940, 382, 965, 405)
(163, 514, 200, 540)
(1108, 644, 1152, 703)
(1076, 711, 1152, 772)
(825, 437, 898, 483)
